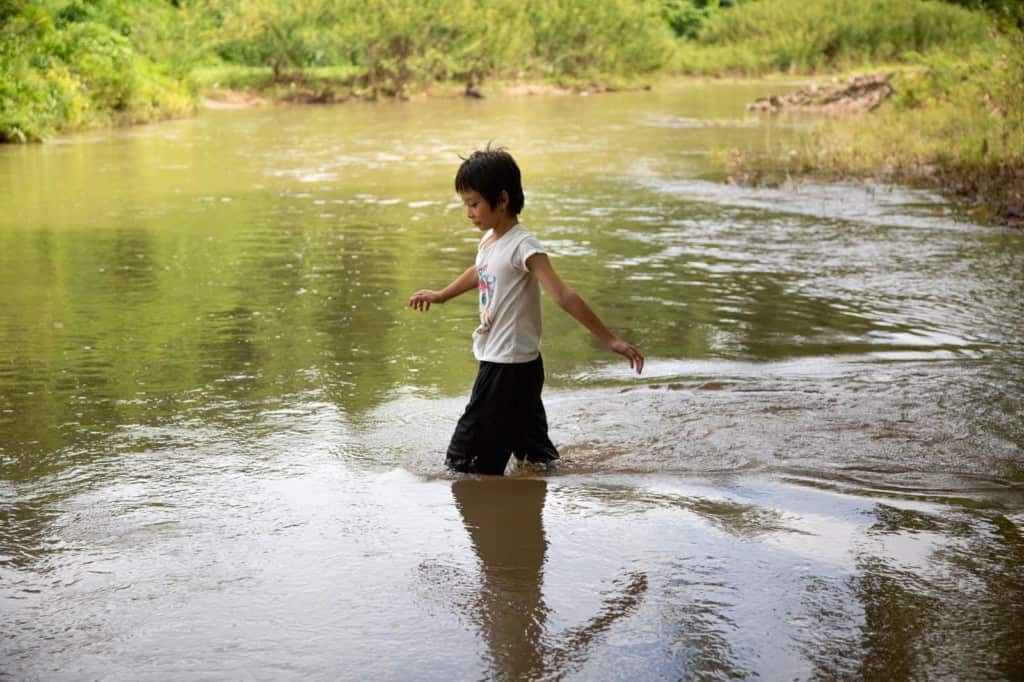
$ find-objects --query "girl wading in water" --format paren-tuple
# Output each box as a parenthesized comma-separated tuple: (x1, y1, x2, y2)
(409, 147, 644, 475)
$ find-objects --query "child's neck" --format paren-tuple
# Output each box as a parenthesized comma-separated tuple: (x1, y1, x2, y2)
(491, 214, 518, 239)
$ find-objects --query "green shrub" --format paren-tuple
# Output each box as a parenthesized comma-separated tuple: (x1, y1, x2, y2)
(2, 0, 1014, 143)
(524, 0, 672, 78)
(216, 0, 335, 80)
(214, 0, 675, 96)
(0, 4, 74, 141)
(48, 22, 136, 111)
(662, 0, 746, 39)
(328, 0, 486, 96)
(0, 0, 192, 141)
(676, 0, 993, 74)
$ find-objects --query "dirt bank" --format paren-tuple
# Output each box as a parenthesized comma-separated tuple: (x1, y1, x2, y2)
(748, 74, 893, 115)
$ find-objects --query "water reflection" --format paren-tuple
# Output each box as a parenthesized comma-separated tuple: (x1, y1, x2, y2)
(1, 89, 1022, 483)
(1, 83, 1023, 679)
(851, 503, 1024, 680)
(452, 478, 647, 680)
(453, 478, 548, 678)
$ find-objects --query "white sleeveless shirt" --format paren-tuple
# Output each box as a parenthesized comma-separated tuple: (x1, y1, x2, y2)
(473, 224, 545, 363)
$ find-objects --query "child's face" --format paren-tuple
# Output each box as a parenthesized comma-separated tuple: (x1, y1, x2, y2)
(460, 189, 507, 232)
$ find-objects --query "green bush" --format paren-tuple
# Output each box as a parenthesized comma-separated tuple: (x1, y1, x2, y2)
(0, 5, 78, 141)
(328, 0, 488, 96)
(675, 0, 993, 73)
(662, 0, 745, 39)
(49, 22, 137, 111)
(202, 0, 675, 96)
(2, 0, 1015, 142)
(0, 0, 191, 142)
(523, 0, 672, 78)
(216, 1, 334, 80)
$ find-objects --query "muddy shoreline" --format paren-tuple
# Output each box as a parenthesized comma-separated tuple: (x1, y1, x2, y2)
(200, 79, 629, 110)
(736, 74, 1023, 228)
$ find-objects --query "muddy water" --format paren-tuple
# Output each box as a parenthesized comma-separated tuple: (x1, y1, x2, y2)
(1, 83, 1022, 680)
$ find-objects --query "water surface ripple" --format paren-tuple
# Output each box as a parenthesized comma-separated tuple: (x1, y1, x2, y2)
(1, 84, 1022, 680)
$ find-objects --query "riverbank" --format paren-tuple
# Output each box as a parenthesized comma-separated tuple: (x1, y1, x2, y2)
(3, 0, 1020, 226)
(726, 149, 1024, 229)
(723, 37, 1024, 228)
(196, 74, 643, 109)
(3, 0, 999, 142)
(729, 142, 1024, 229)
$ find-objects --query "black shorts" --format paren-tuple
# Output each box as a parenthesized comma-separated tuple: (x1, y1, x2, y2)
(446, 355, 560, 475)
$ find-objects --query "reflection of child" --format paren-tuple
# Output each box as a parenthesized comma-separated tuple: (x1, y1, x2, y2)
(409, 147, 644, 475)
(450, 477, 648, 679)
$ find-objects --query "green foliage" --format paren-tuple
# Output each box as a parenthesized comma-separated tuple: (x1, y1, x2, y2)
(204, 0, 671, 95)
(522, 0, 671, 79)
(2, 0, 678, 141)
(662, 0, 744, 38)
(673, 0, 993, 74)
(893, 30, 1023, 165)
(216, 0, 333, 80)
(120, 0, 220, 78)
(329, 0, 485, 96)
(942, 0, 1024, 28)
(54, 0, 133, 34)
(49, 22, 137, 111)
(729, 28, 1023, 224)
(0, 0, 193, 141)
(1, 3, 75, 141)
(1, 0, 1018, 145)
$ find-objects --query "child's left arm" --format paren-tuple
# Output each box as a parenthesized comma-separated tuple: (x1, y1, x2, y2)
(527, 253, 644, 375)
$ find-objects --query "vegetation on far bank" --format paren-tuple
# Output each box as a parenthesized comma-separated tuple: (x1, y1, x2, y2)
(2, 0, 1010, 139)
(2, 0, 676, 141)
(1, 0, 1022, 224)
(720, 20, 1024, 226)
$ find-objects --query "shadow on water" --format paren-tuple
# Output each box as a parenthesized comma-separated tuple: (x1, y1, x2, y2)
(448, 478, 647, 681)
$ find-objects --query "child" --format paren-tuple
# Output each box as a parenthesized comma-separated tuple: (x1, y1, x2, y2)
(409, 147, 643, 475)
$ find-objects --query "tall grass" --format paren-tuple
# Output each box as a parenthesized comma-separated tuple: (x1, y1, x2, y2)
(673, 0, 993, 74)
(728, 29, 1024, 224)
(669, 0, 1023, 224)
(212, 0, 672, 95)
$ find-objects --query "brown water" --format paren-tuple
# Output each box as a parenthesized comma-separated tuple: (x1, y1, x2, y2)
(2, 83, 1023, 680)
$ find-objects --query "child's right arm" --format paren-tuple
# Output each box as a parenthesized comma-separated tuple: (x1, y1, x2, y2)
(408, 265, 478, 312)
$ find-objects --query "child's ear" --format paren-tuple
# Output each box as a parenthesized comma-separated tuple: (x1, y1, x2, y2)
(499, 190, 510, 211)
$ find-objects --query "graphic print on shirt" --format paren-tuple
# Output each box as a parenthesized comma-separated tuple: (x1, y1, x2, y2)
(477, 263, 496, 334)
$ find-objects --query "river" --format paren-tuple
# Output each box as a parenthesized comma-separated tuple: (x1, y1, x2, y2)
(1, 83, 1022, 680)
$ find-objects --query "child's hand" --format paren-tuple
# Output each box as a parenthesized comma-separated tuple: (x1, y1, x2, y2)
(409, 289, 444, 311)
(608, 338, 644, 375)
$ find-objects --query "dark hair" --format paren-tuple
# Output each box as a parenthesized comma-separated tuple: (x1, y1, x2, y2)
(454, 146, 525, 216)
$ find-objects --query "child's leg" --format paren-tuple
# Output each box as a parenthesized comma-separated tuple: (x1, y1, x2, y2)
(513, 356, 560, 464)
(446, 361, 516, 475)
